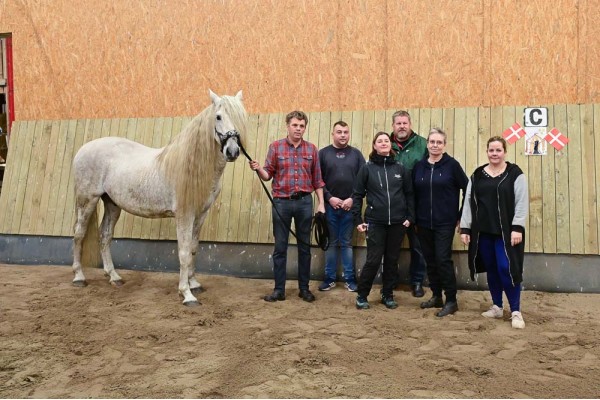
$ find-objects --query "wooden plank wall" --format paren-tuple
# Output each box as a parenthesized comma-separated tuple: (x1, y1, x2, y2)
(0, 104, 598, 255)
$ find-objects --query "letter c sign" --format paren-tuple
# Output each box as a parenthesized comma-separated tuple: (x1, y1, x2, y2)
(524, 107, 548, 127)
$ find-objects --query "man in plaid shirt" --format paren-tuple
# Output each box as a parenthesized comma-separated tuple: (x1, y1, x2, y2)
(249, 111, 325, 303)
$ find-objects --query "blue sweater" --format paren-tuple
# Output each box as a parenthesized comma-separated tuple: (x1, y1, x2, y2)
(412, 153, 468, 229)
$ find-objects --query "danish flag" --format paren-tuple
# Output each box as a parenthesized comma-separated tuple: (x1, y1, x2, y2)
(545, 128, 570, 151)
(502, 122, 526, 144)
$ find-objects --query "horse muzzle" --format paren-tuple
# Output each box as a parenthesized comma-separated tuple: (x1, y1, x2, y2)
(224, 144, 240, 161)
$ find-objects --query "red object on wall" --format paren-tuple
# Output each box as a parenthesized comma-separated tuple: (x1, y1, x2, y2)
(6, 35, 14, 137)
(502, 122, 526, 144)
(545, 128, 570, 151)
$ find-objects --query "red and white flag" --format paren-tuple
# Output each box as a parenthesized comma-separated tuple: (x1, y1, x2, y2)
(502, 122, 526, 144)
(545, 128, 570, 151)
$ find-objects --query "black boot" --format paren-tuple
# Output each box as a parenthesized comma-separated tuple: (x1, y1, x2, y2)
(420, 296, 443, 309)
(411, 283, 425, 298)
(435, 301, 458, 317)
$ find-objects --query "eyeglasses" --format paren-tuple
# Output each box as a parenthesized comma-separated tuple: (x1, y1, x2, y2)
(428, 140, 445, 145)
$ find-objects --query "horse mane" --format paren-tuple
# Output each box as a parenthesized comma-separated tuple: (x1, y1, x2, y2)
(157, 95, 247, 214)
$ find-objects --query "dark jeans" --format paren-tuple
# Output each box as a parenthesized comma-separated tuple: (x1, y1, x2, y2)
(406, 225, 427, 285)
(272, 196, 313, 293)
(417, 226, 457, 302)
(357, 223, 407, 299)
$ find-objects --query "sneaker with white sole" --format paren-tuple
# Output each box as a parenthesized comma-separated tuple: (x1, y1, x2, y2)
(482, 304, 503, 318)
(344, 282, 358, 292)
(318, 281, 336, 291)
(511, 311, 525, 329)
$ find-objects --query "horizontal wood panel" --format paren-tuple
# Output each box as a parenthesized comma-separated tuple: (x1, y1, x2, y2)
(0, 104, 597, 255)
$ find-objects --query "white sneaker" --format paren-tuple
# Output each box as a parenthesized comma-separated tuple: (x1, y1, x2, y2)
(482, 304, 503, 318)
(511, 311, 525, 329)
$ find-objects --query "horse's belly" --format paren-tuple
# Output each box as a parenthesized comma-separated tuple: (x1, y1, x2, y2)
(104, 174, 175, 218)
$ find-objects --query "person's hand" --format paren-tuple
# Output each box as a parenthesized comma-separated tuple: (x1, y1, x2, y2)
(511, 231, 522, 246)
(402, 219, 410, 228)
(357, 223, 368, 233)
(461, 233, 470, 245)
(328, 197, 342, 209)
(249, 160, 260, 171)
(341, 198, 353, 211)
(317, 203, 325, 214)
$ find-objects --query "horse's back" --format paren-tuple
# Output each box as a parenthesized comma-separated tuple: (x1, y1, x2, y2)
(73, 137, 163, 193)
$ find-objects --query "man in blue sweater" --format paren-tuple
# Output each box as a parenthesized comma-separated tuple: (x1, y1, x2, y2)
(318, 121, 365, 292)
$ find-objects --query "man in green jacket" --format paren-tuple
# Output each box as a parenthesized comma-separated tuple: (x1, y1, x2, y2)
(389, 110, 428, 297)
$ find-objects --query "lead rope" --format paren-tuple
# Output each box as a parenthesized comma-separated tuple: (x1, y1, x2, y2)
(237, 139, 329, 251)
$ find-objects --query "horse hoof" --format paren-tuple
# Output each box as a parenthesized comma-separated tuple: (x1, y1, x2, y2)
(72, 280, 88, 287)
(183, 300, 200, 307)
(191, 286, 206, 294)
(111, 280, 125, 287)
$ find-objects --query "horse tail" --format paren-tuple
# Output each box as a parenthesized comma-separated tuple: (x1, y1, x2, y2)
(81, 206, 102, 268)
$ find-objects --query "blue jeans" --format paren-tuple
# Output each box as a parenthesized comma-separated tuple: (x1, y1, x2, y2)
(272, 196, 313, 293)
(323, 204, 355, 284)
(406, 225, 426, 285)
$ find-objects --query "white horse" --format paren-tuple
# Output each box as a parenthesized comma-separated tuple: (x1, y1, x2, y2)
(71, 90, 247, 306)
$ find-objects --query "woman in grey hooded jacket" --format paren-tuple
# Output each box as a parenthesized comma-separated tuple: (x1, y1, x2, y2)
(460, 136, 529, 329)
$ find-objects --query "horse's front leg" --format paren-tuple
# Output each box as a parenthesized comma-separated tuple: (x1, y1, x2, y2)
(176, 215, 199, 306)
(189, 212, 208, 294)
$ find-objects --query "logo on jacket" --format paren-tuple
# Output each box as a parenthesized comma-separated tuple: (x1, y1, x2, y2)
(394, 174, 401, 179)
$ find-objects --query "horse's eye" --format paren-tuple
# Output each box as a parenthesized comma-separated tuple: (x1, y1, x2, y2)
(216, 115, 222, 121)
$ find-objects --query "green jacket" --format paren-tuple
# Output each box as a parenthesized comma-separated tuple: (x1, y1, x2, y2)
(390, 131, 428, 171)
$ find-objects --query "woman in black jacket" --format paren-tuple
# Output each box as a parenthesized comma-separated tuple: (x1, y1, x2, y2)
(351, 132, 415, 310)
(413, 128, 468, 317)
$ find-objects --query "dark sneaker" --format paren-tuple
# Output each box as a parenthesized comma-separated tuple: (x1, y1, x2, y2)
(318, 281, 336, 291)
(344, 282, 358, 292)
(356, 295, 370, 309)
(381, 295, 398, 309)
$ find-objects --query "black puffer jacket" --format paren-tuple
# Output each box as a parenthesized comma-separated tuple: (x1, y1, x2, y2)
(351, 153, 415, 226)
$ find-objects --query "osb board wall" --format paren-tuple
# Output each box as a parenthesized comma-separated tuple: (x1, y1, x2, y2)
(0, 0, 598, 121)
(1, 103, 599, 255)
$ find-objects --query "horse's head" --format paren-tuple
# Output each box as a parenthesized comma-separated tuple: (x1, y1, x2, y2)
(209, 89, 246, 162)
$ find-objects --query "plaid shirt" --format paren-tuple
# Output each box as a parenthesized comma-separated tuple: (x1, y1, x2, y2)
(263, 137, 325, 198)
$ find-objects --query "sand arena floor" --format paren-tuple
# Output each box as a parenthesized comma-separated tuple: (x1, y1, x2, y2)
(0, 263, 598, 398)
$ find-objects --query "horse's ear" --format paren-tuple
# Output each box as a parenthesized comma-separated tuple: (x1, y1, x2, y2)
(209, 89, 221, 104)
(235, 90, 243, 101)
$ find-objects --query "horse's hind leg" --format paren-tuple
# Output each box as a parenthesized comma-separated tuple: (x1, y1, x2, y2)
(72, 195, 100, 286)
(100, 194, 124, 286)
